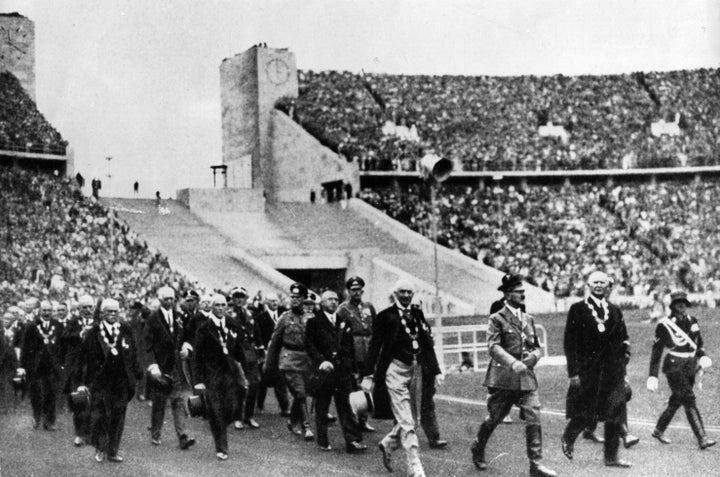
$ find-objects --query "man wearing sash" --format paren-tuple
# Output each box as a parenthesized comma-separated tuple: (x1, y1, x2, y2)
(561, 271, 632, 468)
(647, 291, 715, 449)
(471, 274, 556, 477)
(19, 300, 63, 430)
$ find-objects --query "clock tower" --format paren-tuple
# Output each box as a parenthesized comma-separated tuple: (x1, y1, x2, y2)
(220, 46, 298, 191)
(0, 13, 35, 100)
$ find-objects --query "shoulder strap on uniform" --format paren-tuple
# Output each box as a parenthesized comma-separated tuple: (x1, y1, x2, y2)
(659, 317, 697, 350)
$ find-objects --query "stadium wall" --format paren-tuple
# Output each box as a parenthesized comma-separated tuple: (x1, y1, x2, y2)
(176, 187, 264, 212)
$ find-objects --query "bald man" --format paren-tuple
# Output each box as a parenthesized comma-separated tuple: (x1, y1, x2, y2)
(76, 299, 142, 463)
(561, 271, 633, 469)
(20, 300, 63, 430)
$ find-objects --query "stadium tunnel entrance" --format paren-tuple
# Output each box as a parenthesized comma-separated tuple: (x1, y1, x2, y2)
(277, 268, 346, 297)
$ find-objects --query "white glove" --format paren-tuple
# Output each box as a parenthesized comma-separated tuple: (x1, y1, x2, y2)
(434, 373, 445, 388)
(194, 383, 206, 391)
(76, 385, 89, 393)
(16, 368, 26, 377)
(698, 356, 712, 370)
(180, 342, 193, 359)
(319, 361, 334, 372)
(148, 364, 162, 378)
(360, 376, 373, 393)
(511, 360, 528, 374)
(646, 376, 658, 392)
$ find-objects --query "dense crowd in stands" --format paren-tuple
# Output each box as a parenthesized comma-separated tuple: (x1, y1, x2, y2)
(0, 167, 188, 311)
(281, 68, 719, 172)
(0, 72, 68, 155)
(360, 179, 720, 299)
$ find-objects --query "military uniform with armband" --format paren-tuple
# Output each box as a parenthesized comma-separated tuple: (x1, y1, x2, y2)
(647, 290, 715, 449)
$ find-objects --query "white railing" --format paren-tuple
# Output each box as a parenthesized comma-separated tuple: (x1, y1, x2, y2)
(434, 323, 549, 373)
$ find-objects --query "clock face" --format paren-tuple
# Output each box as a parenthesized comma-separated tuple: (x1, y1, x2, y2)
(265, 58, 290, 85)
(0, 24, 29, 61)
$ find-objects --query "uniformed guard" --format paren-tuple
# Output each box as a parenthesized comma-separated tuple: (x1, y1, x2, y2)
(264, 283, 314, 441)
(471, 274, 556, 477)
(647, 290, 715, 449)
(336, 275, 376, 432)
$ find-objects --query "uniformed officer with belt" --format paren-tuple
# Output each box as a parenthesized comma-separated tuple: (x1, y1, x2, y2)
(647, 290, 716, 449)
(336, 275, 376, 432)
(471, 274, 556, 477)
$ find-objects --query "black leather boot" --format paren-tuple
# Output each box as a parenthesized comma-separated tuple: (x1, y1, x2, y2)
(471, 421, 493, 471)
(686, 406, 716, 450)
(526, 424, 557, 477)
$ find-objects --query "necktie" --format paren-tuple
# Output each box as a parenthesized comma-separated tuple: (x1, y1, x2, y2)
(166, 312, 174, 333)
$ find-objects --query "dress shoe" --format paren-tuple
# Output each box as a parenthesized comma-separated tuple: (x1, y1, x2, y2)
(318, 444, 332, 451)
(327, 413, 337, 424)
(244, 418, 260, 429)
(530, 462, 558, 477)
(378, 442, 393, 472)
(107, 454, 124, 463)
(216, 452, 228, 461)
(623, 434, 640, 449)
(94, 451, 105, 463)
(561, 439, 574, 460)
(428, 439, 448, 449)
(699, 437, 717, 450)
(470, 439, 487, 470)
(582, 430, 604, 443)
(151, 438, 162, 446)
(179, 435, 196, 450)
(233, 420, 244, 430)
(74, 436, 85, 447)
(304, 428, 315, 441)
(605, 459, 632, 468)
(502, 415, 513, 424)
(346, 441, 368, 453)
(651, 429, 671, 444)
(287, 422, 302, 436)
(43, 424, 57, 432)
(361, 422, 376, 432)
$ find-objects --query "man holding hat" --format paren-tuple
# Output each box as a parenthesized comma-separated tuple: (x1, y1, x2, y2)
(647, 290, 715, 449)
(143, 286, 195, 450)
(62, 294, 96, 446)
(561, 271, 632, 469)
(337, 275, 377, 432)
(362, 279, 443, 477)
(76, 298, 142, 463)
(230, 286, 263, 429)
(471, 274, 556, 477)
(265, 283, 315, 441)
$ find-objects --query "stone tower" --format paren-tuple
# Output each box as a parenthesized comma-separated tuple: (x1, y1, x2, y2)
(0, 13, 35, 100)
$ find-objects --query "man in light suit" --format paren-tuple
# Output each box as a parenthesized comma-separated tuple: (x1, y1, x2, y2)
(471, 274, 556, 477)
(143, 286, 195, 450)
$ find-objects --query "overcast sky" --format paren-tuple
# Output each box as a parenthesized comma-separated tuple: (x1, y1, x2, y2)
(4, 0, 720, 197)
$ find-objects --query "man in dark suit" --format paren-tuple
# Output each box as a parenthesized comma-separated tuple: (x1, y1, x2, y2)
(19, 300, 63, 430)
(0, 311, 19, 414)
(143, 286, 195, 450)
(471, 275, 556, 477)
(184, 293, 213, 350)
(305, 290, 367, 453)
(192, 294, 248, 460)
(61, 294, 97, 446)
(561, 271, 632, 469)
(361, 279, 443, 477)
(76, 298, 142, 463)
(255, 292, 290, 416)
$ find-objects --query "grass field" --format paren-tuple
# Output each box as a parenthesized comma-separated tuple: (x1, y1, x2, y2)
(1, 307, 718, 476)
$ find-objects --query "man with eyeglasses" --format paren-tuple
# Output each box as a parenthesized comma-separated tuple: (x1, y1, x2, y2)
(75, 298, 142, 463)
(471, 274, 556, 477)
(62, 294, 97, 446)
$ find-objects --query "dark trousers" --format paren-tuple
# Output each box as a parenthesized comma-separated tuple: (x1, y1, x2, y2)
(242, 362, 260, 421)
(656, 368, 698, 432)
(90, 387, 130, 457)
(150, 385, 188, 441)
(29, 372, 58, 426)
(314, 377, 362, 447)
(257, 369, 289, 414)
(206, 373, 242, 454)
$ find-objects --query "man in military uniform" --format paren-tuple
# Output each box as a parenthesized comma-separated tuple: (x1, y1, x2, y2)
(471, 275, 556, 477)
(336, 276, 376, 432)
(265, 283, 314, 441)
(256, 292, 290, 416)
(230, 286, 263, 429)
(561, 271, 632, 468)
(647, 290, 715, 449)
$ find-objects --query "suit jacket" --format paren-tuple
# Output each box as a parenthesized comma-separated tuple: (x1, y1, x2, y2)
(256, 307, 286, 348)
(185, 310, 211, 348)
(365, 304, 440, 420)
(143, 308, 186, 376)
(20, 318, 63, 377)
(0, 329, 17, 377)
(190, 317, 247, 391)
(232, 306, 263, 364)
(305, 311, 356, 388)
(483, 305, 542, 391)
(77, 322, 141, 397)
(60, 315, 96, 392)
